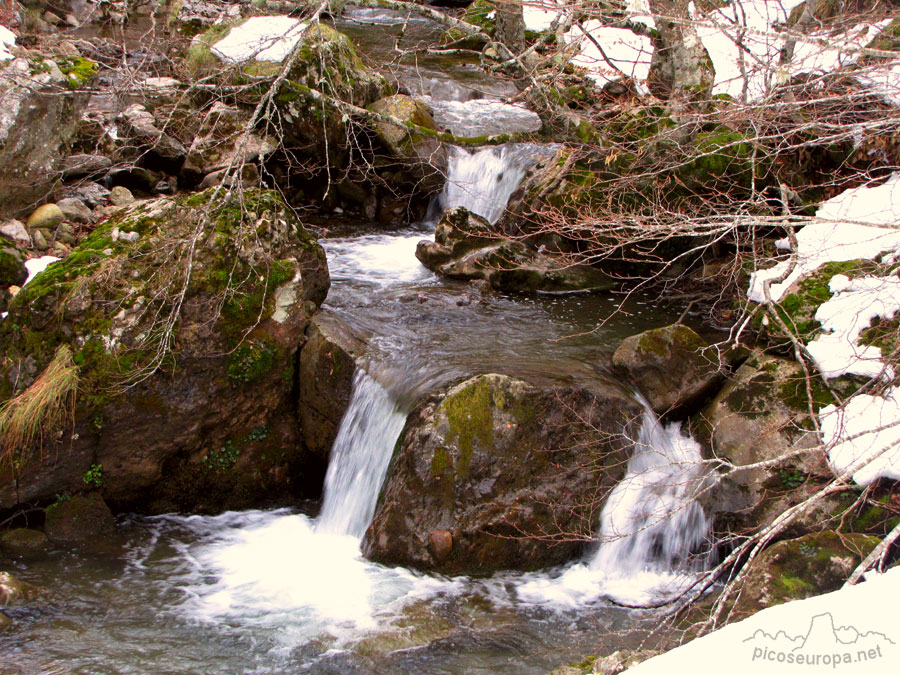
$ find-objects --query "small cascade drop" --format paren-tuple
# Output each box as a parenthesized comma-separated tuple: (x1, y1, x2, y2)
(441, 145, 551, 224)
(590, 403, 710, 576)
(315, 369, 408, 539)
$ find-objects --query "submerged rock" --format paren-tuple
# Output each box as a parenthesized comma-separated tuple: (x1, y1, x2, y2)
(0, 570, 30, 606)
(44, 492, 115, 545)
(0, 528, 49, 556)
(364, 373, 641, 574)
(0, 187, 329, 513)
(417, 207, 614, 294)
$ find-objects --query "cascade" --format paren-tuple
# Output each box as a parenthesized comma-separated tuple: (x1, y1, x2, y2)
(315, 369, 408, 539)
(590, 402, 710, 575)
(440, 145, 547, 224)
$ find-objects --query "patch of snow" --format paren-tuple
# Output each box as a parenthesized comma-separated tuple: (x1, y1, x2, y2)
(855, 60, 900, 107)
(748, 173, 900, 303)
(564, 20, 653, 90)
(806, 274, 900, 380)
(210, 16, 308, 64)
(821, 389, 900, 485)
(24, 256, 60, 284)
(0, 26, 14, 62)
(627, 567, 900, 673)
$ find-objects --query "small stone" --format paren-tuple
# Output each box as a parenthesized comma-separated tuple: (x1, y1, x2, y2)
(109, 186, 134, 207)
(56, 198, 94, 225)
(66, 182, 111, 209)
(0, 220, 31, 246)
(0, 611, 11, 631)
(119, 231, 140, 243)
(0, 529, 49, 556)
(26, 204, 64, 231)
(44, 492, 116, 545)
(61, 154, 111, 180)
(31, 229, 49, 250)
(56, 222, 77, 245)
(51, 242, 71, 257)
(428, 530, 453, 561)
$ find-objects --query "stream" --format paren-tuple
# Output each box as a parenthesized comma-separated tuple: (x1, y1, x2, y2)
(1, 9, 712, 673)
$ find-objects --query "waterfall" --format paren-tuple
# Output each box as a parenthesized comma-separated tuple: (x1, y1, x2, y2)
(315, 369, 408, 539)
(590, 402, 710, 576)
(440, 145, 547, 224)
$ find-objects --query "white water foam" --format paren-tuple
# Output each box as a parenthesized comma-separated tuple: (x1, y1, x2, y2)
(322, 232, 433, 287)
(441, 145, 550, 224)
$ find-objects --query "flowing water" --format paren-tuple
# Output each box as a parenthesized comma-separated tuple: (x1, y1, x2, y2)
(1, 11, 714, 674)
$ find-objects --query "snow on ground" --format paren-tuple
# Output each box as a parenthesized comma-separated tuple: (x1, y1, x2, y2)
(1, 256, 60, 320)
(855, 60, 900, 107)
(209, 16, 308, 63)
(564, 21, 654, 91)
(0, 26, 15, 62)
(626, 567, 900, 674)
(749, 173, 900, 485)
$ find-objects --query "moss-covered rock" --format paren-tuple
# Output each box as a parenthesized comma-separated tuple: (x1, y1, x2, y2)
(44, 492, 115, 545)
(0, 528, 49, 556)
(363, 373, 642, 575)
(417, 206, 615, 294)
(298, 312, 366, 460)
(612, 323, 737, 414)
(0, 246, 27, 288)
(695, 352, 845, 541)
(0, 187, 330, 513)
(733, 531, 879, 618)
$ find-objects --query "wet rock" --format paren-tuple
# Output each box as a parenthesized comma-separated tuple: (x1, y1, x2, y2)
(0, 528, 50, 556)
(63, 182, 110, 209)
(612, 323, 732, 414)
(0, 220, 30, 247)
(417, 207, 614, 294)
(0, 571, 30, 606)
(56, 198, 94, 225)
(44, 492, 116, 545)
(364, 373, 641, 574)
(298, 313, 366, 459)
(695, 352, 841, 539)
(61, 153, 112, 180)
(0, 188, 330, 512)
(26, 204, 64, 231)
(0, 611, 10, 630)
(732, 531, 879, 619)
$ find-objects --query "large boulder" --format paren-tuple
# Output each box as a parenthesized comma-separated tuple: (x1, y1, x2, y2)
(695, 352, 857, 539)
(298, 312, 366, 460)
(363, 373, 642, 574)
(44, 492, 116, 545)
(732, 531, 879, 619)
(612, 323, 734, 414)
(188, 19, 386, 164)
(0, 54, 94, 218)
(0, 187, 329, 513)
(416, 207, 614, 294)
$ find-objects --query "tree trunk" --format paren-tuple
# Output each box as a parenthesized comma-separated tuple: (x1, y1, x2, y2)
(647, 0, 715, 103)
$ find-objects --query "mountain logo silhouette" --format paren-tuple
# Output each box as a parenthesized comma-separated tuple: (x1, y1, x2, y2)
(744, 612, 894, 668)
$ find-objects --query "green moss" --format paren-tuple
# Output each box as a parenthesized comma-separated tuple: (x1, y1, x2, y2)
(777, 575, 815, 596)
(443, 378, 496, 479)
(227, 339, 277, 383)
(56, 57, 99, 90)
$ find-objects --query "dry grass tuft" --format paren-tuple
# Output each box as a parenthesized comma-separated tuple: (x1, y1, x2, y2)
(0, 344, 79, 470)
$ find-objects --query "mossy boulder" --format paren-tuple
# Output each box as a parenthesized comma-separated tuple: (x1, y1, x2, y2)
(0, 246, 27, 288)
(189, 20, 386, 164)
(0, 187, 330, 513)
(612, 323, 735, 414)
(44, 492, 115, 545)
(298, 312, 367, 460)
(732, 531, 879, 618)
(363, 373, 642, 574)
(694, 352, 846, 540)
(0, 528, 49, 556)
(417, 207, 615, 294)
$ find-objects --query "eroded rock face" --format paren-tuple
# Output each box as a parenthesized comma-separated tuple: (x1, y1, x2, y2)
(416, 207, 614, 293)
(695, 352, 843, 539)
(732, 531, 878, 618)
(612, 323, 733, 414)
(298, 313, 366, 460)
(363, 373, 641, 574)
(0, 188, 329, 513)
